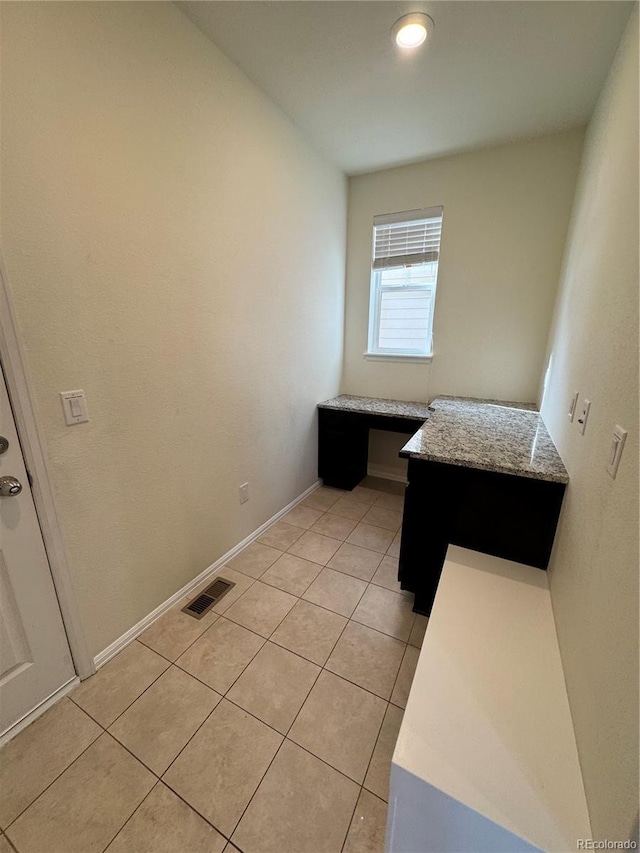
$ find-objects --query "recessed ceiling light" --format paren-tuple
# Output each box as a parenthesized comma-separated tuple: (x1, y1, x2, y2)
(391, 12, 434, 50)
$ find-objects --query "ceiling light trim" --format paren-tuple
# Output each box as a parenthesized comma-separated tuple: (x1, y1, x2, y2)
(392, 12, 434, 50)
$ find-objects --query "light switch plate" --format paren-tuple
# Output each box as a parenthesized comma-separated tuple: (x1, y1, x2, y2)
(60, 390, 89, 425)
(606, 425, 627, 479)
(568, 391, 579, 422)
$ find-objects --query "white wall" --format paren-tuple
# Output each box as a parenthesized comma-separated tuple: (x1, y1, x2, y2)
(0, 2, 346, 658)
(367, 430, 408, 482)
(342, 131, 585, 405)
(540, 10, 639, 842)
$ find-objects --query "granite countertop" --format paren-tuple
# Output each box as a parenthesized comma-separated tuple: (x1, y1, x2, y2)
(400, 397, 569, 483)
(318, 394, 432, 420)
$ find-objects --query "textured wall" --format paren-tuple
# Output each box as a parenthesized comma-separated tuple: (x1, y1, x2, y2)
(540, 11, 638, 841)
(367, 430, 409, 481)
(342, 130, 585, 405)
(1, 2, 346, 657)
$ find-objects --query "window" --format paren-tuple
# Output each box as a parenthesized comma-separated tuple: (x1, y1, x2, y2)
(367, 206, 443, 358)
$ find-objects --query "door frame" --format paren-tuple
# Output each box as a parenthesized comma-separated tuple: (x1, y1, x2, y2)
(0, 251, 94, 681)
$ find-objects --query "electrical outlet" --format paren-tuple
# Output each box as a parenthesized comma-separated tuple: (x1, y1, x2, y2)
(239, 482, 249, 504)
(568, 391, 579, 422)
(577, 399, 591, 435)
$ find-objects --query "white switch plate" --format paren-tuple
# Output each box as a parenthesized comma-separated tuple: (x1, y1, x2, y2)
(60, 390, 89, 425)
(239, 482, 249, 504)
(568, 391, 579, 422)
(577, 399, 591, 435)
(606, 425, 627, 479)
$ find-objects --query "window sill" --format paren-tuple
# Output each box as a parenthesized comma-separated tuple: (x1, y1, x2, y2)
(364, 352, 433, 364)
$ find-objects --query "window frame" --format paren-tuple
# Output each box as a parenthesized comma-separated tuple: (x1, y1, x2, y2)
(365, 207, 443, 361)
(367, 272, 436, 358)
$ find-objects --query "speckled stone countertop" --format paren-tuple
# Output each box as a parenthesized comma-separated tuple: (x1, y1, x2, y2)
(318, 394, 432, 420)
(400, 397, 569, 483)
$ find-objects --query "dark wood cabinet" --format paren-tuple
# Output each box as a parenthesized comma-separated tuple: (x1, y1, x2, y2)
(318, 408, 424, 491)
(318, 409, 369, 490)
(399, 457, 566, 614)
(317, 396, 567, 618)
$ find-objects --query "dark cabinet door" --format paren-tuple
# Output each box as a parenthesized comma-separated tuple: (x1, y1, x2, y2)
(318, 409, 369, 490)
(451, 468, 566, 569)
(399, 458, 566, 615)
(399, 459, 463, 614)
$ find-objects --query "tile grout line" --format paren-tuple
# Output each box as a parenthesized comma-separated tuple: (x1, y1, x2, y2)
(158, 665, 261, 785)
(226, 711, 372, 848)
(100, 642, 403, 806)
(156, 776, 231, 841)
(110, 603, 410, 815)
(69, 642, 173, 731)
(221, 588, 298, 642)
(350, 580, 416, 643)
(340, 784, 365, 853)
(96, 778, 164, 853)
(360, 702, 395, 802)
(233, 496, 403, 588)
(258, 566, 325, 601)
(108, 694, 336, 853)
(171, 612, 400, 710)
(127, 689, 250, 844)
(200, 536, 393, 847)
(64, 658, 243, 831)
(231, 561, 412, 641)
(1, 831, 20, 853)
(268, 575, 391, 826)
(304, 491, 404, 850)
(388, 641, 417, 711)
(281, 504, 401, 551)
(172, 619, 268, 694)
(4, 727, 106, 841)
(190, 557, 356, 741)
(220, 528, 413, 703)
(229, 574, 354, 623)
(3, 707, 107, 834)
(315, 615, 390, 783)
(272, 494, 408, 834)
(154, 556, 339, 794)
(224, 730, 291, 844)
(199, 596, 374, 849)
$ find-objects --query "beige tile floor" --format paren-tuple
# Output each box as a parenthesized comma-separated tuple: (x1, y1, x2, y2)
(0, 476, 429, 853)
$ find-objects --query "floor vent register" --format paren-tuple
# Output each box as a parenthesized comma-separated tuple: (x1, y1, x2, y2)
(182, 578, 235, 619)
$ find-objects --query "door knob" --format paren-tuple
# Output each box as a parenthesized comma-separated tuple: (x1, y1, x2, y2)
(0, 476, 22, 496)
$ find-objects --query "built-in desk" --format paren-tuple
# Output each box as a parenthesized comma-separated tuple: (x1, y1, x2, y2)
(317, 395, 431, 490)
(317, 395, 568, 615)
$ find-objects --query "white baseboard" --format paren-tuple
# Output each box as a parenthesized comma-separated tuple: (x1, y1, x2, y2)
(0, 676, 79, 748)
(93, 479, 322, 670)
(367, 463, 408, 484)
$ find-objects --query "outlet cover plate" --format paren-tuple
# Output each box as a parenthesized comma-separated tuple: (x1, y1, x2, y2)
(577, 400, 591, 435)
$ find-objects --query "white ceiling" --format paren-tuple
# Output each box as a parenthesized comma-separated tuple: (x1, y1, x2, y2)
(178, 1, 633, 175)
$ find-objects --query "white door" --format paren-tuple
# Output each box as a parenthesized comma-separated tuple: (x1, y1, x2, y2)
(0, 365, 75, 738)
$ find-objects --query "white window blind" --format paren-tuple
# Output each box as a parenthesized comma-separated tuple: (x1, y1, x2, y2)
(367, 206, 443, 357)
(373, 206, 443, 270)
